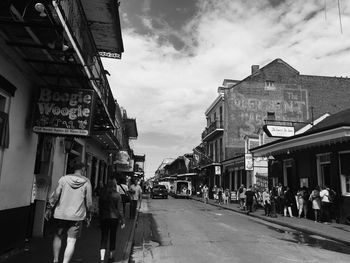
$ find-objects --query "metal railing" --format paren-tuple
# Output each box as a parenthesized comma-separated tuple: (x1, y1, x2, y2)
(202, 121, 224, 139)
(59, 0, 116, 124)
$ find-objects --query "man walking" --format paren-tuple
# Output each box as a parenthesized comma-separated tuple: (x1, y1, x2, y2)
(202, 184, 209, 204)
(47, 162, 92, 263)
(129, 179, 142, 219)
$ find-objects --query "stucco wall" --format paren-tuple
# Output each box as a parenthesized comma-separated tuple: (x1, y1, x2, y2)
(0, 48, 38, 210)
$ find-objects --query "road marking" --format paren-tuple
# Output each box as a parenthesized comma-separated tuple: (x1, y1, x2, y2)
(216, 222, 238, 232)
(212, 213, 222, 216)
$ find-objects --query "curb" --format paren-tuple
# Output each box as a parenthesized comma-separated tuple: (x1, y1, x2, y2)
(121, 202, 141, 263)
(191, 197, 350, 246)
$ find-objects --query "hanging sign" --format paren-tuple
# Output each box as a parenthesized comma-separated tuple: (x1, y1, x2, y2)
(263, 125, 295, 137)
(245, 153, 254, 171)
(33, 88, 95, 136)
(215, 165, 221, 175)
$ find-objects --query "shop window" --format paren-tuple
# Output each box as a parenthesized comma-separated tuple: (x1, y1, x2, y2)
(339, 152, 350, 196)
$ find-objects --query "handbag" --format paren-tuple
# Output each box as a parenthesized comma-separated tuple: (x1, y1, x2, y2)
(119, 184, 131, 203)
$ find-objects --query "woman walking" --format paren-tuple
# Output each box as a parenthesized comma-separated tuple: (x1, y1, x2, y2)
(309, 186, 321, 222)
(99, 180, 125, 263)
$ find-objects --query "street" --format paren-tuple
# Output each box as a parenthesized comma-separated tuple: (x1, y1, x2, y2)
(131, 195, 350, 263)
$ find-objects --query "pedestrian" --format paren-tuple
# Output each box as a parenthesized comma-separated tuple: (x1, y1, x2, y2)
(202, 184, 209, 204)
(47, 162, 92, 263)
(309, 186, 321, 222)
(99, 179, 125, 263)
(270, 187, 278, 218)
(283, 186, 294, 217)
(296, 186, 308, 219)
(129, 179, 142, 219)
(276, 183, 284, 214)
(212, 185, 218, 202)
(319, 185, 333, 224)
(262, 188, 271, 216)
(245, 186, 256, 215)
(238, 184, 246, 210)
(223, 188, 230, 205)
(218, 186, 223, 205)
(116, 177, 129, 216)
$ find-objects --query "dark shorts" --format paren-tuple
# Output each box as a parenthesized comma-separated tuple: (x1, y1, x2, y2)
(54, 219, 82, 239)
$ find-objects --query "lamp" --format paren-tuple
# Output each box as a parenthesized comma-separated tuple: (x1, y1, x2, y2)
(34, 3, 47, 17)
(64, 137, 75, 154)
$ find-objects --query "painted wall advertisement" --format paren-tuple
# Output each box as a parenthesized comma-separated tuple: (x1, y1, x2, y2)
(33, 88, 95, 136)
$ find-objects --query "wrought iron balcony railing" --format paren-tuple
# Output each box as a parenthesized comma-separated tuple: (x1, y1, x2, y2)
(202, 121, 224, 140)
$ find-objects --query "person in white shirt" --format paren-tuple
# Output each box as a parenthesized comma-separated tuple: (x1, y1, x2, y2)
(319, 185, 331, 224)
(129, 179, 142, 219)
(116, 178, 129, 216)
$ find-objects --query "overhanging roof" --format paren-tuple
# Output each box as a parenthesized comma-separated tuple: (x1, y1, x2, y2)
(92, 130, 121, 152)
(251, 126, 350, 156)
(81, 0, 124, 58)
(177, 173, 197, 177)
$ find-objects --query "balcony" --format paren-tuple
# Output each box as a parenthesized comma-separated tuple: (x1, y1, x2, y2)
(202, 121, 224, 141)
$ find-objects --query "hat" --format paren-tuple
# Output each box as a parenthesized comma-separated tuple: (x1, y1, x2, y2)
(73, 162, 85, 171)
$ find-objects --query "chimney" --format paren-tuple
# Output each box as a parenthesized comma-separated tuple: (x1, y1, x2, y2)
(251, 65, 259, 75)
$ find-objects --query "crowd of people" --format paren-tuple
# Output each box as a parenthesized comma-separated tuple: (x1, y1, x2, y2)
(200, 182, 337, 224)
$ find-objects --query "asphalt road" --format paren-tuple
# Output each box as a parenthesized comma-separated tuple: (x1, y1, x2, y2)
(131, 195, 350, 263)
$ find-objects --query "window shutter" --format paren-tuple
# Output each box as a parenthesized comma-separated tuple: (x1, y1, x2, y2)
(0, 111, 9, 148)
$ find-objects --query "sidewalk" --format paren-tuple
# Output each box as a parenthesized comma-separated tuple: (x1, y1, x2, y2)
(0, 203, 140, 263)
(191, 196, 350, 245)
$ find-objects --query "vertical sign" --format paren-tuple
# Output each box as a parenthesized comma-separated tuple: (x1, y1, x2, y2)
(33, 88, 95, 136)
(245, 153, 253, 171)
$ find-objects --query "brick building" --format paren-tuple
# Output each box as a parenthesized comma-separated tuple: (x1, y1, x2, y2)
(200, 58, 350, 192)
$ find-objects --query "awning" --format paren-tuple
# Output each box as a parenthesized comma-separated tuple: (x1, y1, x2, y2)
(81, 0, 124, 59)
(251, 126, 350, 156)
(177, 173, 197, 177)
(91, 130, 121, 151)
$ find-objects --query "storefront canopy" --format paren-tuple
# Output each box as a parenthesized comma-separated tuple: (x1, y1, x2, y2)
(251, 109, 350, 157)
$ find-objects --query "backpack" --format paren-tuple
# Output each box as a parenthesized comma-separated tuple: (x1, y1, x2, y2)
(328, 189, 336, 202)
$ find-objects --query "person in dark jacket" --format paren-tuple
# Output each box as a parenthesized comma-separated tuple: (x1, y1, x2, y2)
(283, 187, 294, 217)
(245, 186, 257, 215)
(99, 179, 125, 263)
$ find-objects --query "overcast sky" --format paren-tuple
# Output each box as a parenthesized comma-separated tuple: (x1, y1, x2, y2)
(102, 0, 350, 179)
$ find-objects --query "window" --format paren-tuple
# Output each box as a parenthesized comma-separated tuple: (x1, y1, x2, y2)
(316, 153, 331, 188)
(339, 152, 350, 196)
(265, 80, 275, 90)
(0, 90, 11, 181)
(219, 106, 223, 123)
(0, 93, 10, 148)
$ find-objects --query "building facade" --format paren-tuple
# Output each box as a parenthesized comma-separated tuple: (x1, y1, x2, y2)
(201, 58, 350, 193)
(251, 108, 350, 224)
(0, 0, 138, 255)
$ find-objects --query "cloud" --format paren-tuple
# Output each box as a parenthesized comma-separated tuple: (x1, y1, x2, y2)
(105, 0, 350, 178)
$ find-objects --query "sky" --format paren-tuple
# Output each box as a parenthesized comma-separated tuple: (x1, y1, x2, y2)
(102, 0, 350, 179)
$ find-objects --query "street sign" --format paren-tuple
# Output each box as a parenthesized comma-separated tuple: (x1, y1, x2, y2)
(263, 125, 295, 137)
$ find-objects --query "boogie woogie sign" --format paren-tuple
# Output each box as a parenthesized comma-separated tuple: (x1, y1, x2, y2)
(33, 88, 95, 136)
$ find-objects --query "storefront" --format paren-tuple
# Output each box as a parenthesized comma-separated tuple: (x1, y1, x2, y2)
(251, 109, 350, 224)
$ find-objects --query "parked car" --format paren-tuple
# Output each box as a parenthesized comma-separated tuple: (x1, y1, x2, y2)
(151, 185, 168, 199)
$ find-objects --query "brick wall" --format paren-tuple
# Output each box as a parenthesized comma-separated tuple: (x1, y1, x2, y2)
(223, 59, 350, 159)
